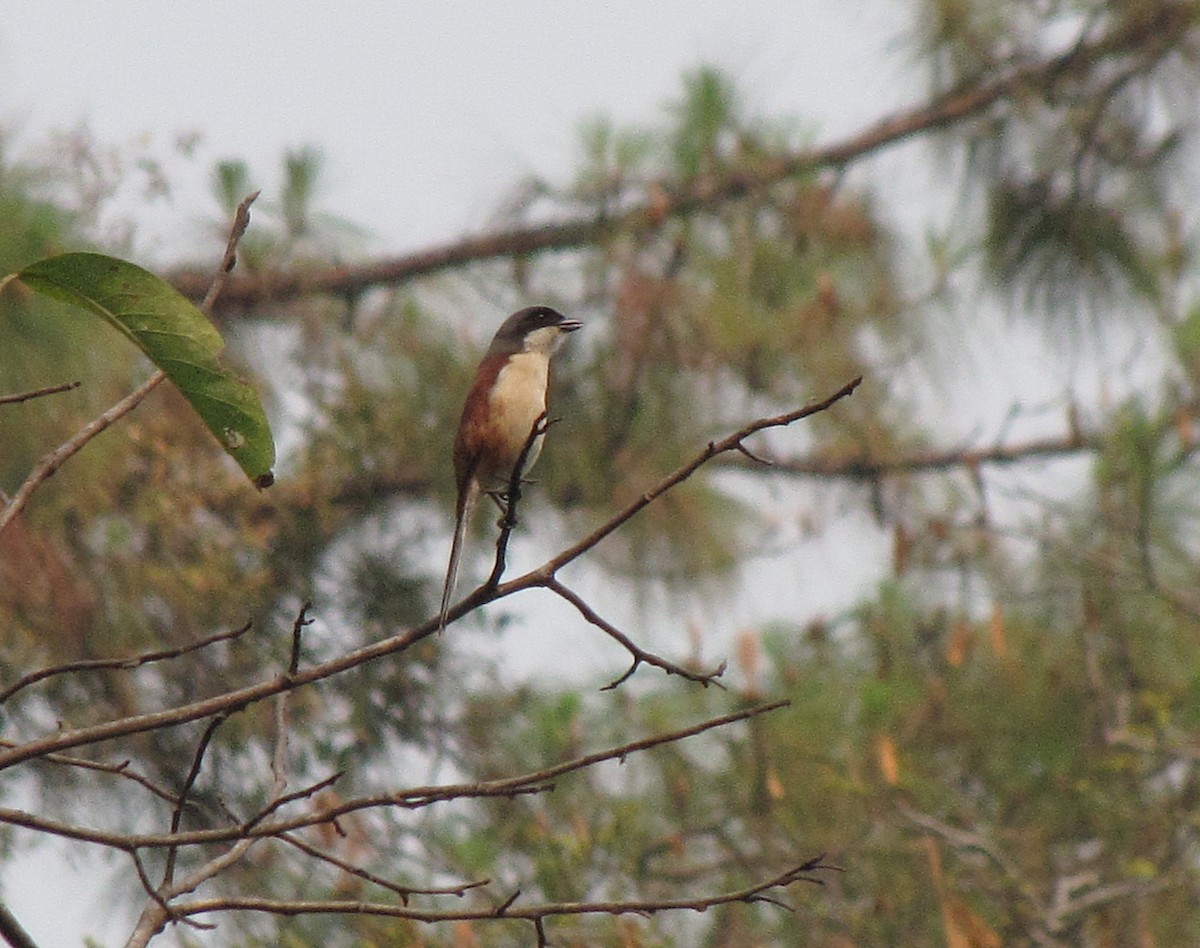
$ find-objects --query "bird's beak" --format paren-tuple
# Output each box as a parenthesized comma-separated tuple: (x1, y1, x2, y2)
(558, 318, 583, 333)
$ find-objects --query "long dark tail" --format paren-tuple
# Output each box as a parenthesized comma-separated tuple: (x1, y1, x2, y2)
(439, 479, 478, 631)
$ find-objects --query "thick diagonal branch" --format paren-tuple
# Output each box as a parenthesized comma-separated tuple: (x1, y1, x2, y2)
(170, 8, 1191, 313)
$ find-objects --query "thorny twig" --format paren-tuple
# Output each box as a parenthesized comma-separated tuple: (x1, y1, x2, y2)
(164, 853, 839, 933)
(0, 701, 789, 852)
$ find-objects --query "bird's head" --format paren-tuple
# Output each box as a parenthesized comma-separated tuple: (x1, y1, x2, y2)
(489, 305, 582, 357)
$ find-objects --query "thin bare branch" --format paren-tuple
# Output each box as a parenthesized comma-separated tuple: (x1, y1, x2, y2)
(0, 741, 186, 807)
(0, 381, 81, 406)
(201, 190, 261, 313)
(242, 772, 343, 832)
(0, 902, 40, 948)
(0, 701, 787, 851)
(548, 578, 726, 689)
(716, 428, 1098, 480)
(0, 622, 252, 705)
(163, 715, 228, 887)
(484, 412, 551, 591)
(0, 370, 167, 537)
(288, 601, 313, 676)
(276, 830, 490, 902)
(534, 376, 862, 578)
(168, 854, 837, 926)
(127, 836, 259, 947)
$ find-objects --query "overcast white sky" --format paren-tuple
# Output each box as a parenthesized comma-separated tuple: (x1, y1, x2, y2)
(0, 4, 923, 945)
(1, 1, 915, 258)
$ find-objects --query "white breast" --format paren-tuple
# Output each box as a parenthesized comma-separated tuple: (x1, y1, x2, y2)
(488, 350, 551, 479)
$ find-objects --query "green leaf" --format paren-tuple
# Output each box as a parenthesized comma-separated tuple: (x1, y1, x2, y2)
(15, 252, 275, 487)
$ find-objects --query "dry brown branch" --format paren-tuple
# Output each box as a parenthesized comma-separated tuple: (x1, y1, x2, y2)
(533, 376, 862, 579)
(287, 601, 312, 675)
(241, 773, 344, 833)
(482, 412, 552, 592)
(165, 853, 837, 935)
(0, 904, 38, 948)
(0, 370, 167, 537)
(203, 190, 260, 313)
(127, 834, 260, 946)
(275, 830, 491, 902)
(716, 429, 1099, 480)
(162, 715, 228, 887)
(548, 577, 726, 690)
(0, 381, 81, 405)
(0, 700, 787, 853)
(0, 741, 186, 807)
(0, 622, 252, 704)
(167, 7, 1193, 313)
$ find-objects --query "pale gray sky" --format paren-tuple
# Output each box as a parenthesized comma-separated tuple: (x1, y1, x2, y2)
(2, 1, 913, 258)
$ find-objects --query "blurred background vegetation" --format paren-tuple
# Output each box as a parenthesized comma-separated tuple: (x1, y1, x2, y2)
(4, 2, 1200, 945)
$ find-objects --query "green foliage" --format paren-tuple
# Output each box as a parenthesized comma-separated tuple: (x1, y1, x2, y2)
(669, 66, 744, 178)
(12, 252, 276, 485)
(208, 146, 368, 272)
(985, 181, 1157, 319)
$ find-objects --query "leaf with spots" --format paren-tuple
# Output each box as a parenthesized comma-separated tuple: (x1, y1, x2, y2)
(15, 252, 275, 487)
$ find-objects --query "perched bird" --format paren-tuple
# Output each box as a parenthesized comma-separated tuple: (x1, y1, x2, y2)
(439, 306, 582, 629)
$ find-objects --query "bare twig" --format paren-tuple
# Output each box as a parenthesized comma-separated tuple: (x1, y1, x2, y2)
(483, 412, 552, 591)
(167, 853, 837, 928)
(0, 622, 252, 704)
(0, 371, 167, 537)
(715, 427, 1097, 480)
(202, 190, 261, 314)
(276, 830, 490, 902)
(0, 741, 187, 808)
(288, 602, 313, 676)
(0, 701, 788, 852)
(0, 381, 81, 405)
(545, 377, 861, 575)
(126, 835, 259, 947)
(548, 578, 726, 689)
(242, 772, 343, 833)
(162, 715, 228, 887)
